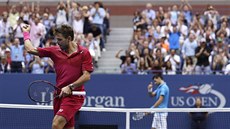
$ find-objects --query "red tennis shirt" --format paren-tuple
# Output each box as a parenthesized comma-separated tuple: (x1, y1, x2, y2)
(37, 45, 93, 91)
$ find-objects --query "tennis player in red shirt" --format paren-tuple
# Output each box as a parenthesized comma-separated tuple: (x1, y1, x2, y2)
(22, 24, 93, 129)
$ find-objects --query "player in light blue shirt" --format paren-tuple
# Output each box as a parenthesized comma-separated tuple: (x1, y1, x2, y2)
(147, 74, 170, 129)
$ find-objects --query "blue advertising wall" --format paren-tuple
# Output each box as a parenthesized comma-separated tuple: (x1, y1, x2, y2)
(0, 74, 230, 129)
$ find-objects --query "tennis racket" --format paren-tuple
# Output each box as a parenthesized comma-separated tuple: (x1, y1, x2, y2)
(132, 112, 146, 120)
(132, 106, 155, 121)
(28, 80, 86, 103)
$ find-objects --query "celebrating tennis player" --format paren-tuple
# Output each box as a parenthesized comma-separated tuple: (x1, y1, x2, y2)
(147, 74, 170, 129)
(22, 24, 93, 129)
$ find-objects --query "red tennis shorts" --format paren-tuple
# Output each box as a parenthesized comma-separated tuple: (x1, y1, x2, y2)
(53, 95, 84, 128)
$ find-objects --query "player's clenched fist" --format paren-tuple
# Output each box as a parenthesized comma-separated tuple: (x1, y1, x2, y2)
(21, 24, 31, 32)
(147, 82, 153, 92)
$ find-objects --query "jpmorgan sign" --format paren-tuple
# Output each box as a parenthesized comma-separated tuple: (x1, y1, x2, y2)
(36, 95, 126, 107)
(83, 96, 125, 107)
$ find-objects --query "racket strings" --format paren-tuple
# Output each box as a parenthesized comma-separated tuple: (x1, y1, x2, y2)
(29, 81, 56, 103)
(132, 112, 145, 120)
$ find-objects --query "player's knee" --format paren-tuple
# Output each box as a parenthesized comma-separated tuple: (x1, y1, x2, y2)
(52, 117, 66, 129)
(52, 121, 59, 129)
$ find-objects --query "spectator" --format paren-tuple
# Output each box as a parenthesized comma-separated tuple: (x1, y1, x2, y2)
(204, 19, 215, 32)
(212, 54, 225, 74)
(170, 5, 180, 25)
(44, 57, 55, 74)
(212, 38, 228, 64)
(29, 56, 45, 74)
(81, 5, 92, 35)
(88, 24, 103, 51)
(181, 33, 198, 66)
(168, 24, 180, 51)
(13, 17, 24, 45)
(104, 7, 111, 36)
(72, 11, 84, 34)
(164, 60, 175, 75)
(133, 28, 145, 46)
(164, 49, 181, 74)
(85, 33, 100, 68)
(216, 21, 230, 38)
(42, 13, 52, 36)
(0, 55, 10, 73)
(9, 38, 25, 73)
(151, 59, 163, 74)
(153, 25, 161, 42)
(211, 38, 228, 74)
(128, 43, 140, 63)
(180, 0, 193, 25)
(0, 14, 10, 45)
(142, 3, 156, 25)
(189, 18, 203, 41)
(56, 2, 68, 26)
(115, 49, 134, 68)
(159, 35, 170, 53)
(66, 0, 80, 26)
(178, 14, 189, 38)
(203, 27, 215, 49)
(20, 4, 30, 23)
(195, 38, 211, 74)
(141, 48, 152, 70)
(0, 43, 9, 56)
(132, 10, 146, 31)
(153, 43, 167, 58)
(156, 6, 165, 25)
(137, 57, 148, 75)
(8, 5, 19, 28)
(189, 97, 208, 129)
(152, 48, 165, 66)
(204, 5, 219, 31)
(90, 2, 106, 51)
(121, 56, 137, 75)
(182, 56, 194, 75)
(43, 7, 55, 24)
(29, 16, 46, 47)
(4, 48, 11, 72)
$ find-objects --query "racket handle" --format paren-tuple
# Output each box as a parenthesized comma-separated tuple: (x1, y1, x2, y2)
(72, 91, 86, 96)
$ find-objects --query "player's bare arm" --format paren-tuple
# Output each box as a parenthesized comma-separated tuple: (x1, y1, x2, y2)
(153, 95, 164, 108)
(21, 24, 39, 55)
(60, 71, 91, 96)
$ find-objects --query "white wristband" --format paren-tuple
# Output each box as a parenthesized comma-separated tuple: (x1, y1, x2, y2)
(148, 88, 152, 93)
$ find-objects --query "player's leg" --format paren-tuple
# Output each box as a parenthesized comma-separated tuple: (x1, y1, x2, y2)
(61, 96, 84, 129)
(52, 115, 67, 129)
(53, 96, 64, 129)
(152, 112, 168, 129)
(151, 113, 158, 129)
(159, 113, 168, 129)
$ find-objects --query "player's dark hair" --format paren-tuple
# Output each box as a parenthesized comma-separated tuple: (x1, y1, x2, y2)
(152, 74, 163, 80)
(54, 24, 74, 41)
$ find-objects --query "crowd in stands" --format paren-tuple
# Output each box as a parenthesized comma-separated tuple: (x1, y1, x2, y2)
(0, 0, 110, 74)
(117, 0, 230, 75)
